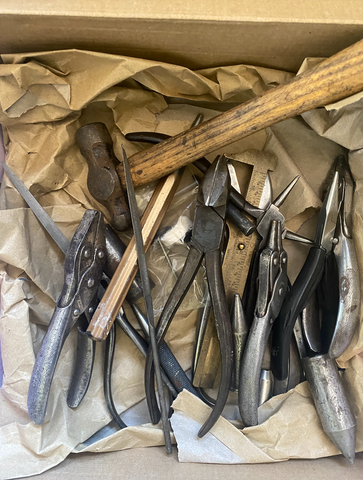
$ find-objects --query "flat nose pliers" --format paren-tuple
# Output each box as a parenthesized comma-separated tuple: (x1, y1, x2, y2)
(144, 155, 233, 438)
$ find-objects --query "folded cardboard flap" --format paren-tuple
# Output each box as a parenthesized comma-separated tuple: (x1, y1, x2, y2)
(1, 2, 363, 71)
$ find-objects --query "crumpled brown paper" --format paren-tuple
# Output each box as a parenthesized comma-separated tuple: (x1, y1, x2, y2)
(0, 49, 362, 479)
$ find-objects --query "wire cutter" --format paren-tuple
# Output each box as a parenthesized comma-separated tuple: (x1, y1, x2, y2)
(239, 220, 288, 426)
(27, 210, 106, 424)
(271, 155, 359, 389)
(144, 155, 233, 438)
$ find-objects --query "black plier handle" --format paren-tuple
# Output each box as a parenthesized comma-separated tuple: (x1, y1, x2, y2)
(144, 156, 233, 438)
(271, 170, 341, 385)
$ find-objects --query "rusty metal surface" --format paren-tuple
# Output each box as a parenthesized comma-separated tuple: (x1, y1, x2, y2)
(76, 123, 131, 231)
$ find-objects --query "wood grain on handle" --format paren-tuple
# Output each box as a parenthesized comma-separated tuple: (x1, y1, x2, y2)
(119, 40, 363, 187)
(87, 170, 183, 341)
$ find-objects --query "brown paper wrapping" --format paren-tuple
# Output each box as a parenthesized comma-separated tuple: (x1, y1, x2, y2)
(0, 49, 361, 479)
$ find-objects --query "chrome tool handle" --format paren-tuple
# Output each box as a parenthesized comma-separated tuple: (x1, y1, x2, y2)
(28, 304, 74, 424)
(239, 314, 271, 427)
(329, 233, 360, 358)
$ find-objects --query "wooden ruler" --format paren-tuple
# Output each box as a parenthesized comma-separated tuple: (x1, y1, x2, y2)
(193, 151, 276, 388)
(222, 151, 276, 305)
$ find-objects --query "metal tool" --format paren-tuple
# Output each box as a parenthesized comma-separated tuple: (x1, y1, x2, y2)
(221, 159, 274, 306)
(122, 146, 173, 454)
(3, 161, 198, 423)
(131, 304, 200, 398)
(192, 281, 211, 380)
(87, 167, 184, 342)
(242, 175, 306, 330)
(230, 293, 249, 392)
(271, 156, 357, 387)
(302, 355, 356, 463)
(67, 317, 96, 409)
(1, 160, 69, 255)
(115, 308, 178, 399)
(323, 156, 360, 359)
(103, 224, 145, 304)
(120, 41, 363, 188)
(239, 220, 288, 426)
(259, 370, 274, 406)
(293, 312, 356, 463)
(104, 322, 127, 429)
(2, 160, 147, 410)
(301, 291, 321, 354)
(189, 155, 274, 388)
(144, 155, 233, 438)
(27, 210, 106, 424)
(76, 123, 131, 231)
(125, 131, 255, 236)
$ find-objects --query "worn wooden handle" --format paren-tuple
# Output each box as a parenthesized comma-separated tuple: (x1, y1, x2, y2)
(119, 39, 363, 187)
(87, 169, 183, 341)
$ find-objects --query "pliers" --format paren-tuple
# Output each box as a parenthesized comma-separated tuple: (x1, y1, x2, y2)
(125, 131, 256, 236)
(239, 220, 288, 426)
(144, 155, 233, 438)
(27, 210, 106, 424)
(271, 155, 360, 389)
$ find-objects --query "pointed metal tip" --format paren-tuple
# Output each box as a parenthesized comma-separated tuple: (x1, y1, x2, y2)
(273, 175, 300, 208)
(317, 171, 340, 249)
(284, 230, 314, 245)
(201, 155, 229, 207)
(231, 293, 247, 332)
(328, 426, 356, 464)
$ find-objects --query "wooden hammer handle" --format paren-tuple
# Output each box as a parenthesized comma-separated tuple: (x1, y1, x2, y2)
(121, 39, 363, 187)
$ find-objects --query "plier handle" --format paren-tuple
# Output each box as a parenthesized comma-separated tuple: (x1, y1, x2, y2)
(27, 210, 106, 424)
(271, 159, 343, 385)
(239, 220, 288, 426)
(144, 155, 233, 438)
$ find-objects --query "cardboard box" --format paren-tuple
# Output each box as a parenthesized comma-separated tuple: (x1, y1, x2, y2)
(1, 2, 363, 478)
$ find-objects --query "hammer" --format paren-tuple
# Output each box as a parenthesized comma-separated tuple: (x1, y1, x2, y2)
(117, 39, 363, 187)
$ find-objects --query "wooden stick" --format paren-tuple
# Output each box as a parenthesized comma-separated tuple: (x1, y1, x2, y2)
(118, 39, 363, 187)
(87, 169, 183, 341)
